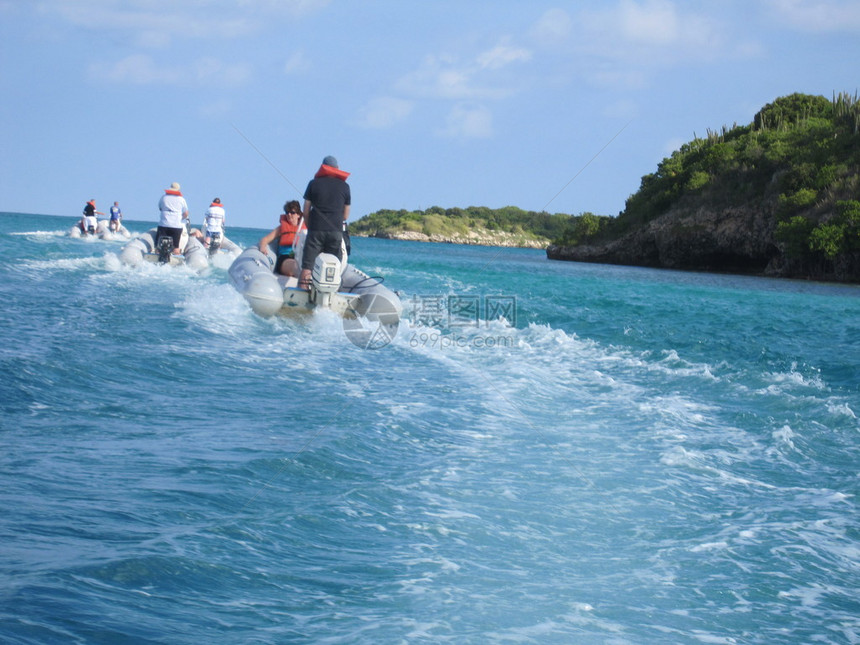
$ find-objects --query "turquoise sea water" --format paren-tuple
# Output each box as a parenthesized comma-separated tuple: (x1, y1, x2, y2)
(1, 211, 858, 644)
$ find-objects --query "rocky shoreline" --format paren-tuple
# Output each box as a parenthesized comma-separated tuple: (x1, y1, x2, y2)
(545, 195, 860, 283)
(354, 229, 548, 249)
(546, 199, 780, 276)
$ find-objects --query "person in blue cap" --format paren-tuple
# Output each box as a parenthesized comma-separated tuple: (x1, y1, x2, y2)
(298, 155, 351, 289)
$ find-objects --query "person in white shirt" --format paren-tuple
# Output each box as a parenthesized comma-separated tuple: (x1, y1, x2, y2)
(156, 182, 189, 255)
(203, 197, 226, 248)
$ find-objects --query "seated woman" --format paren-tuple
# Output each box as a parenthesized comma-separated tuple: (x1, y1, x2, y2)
(257, 200, 307, 277)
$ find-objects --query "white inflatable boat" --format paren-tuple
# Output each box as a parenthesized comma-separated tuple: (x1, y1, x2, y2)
(228, 231, 402, 325)
(68, 218, 132, 240)
(188, 228, 242, 260)
(119, 227, 211, 272)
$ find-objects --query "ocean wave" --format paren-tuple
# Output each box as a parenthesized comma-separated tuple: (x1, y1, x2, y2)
(8, 229, 68, 238)
(20, 255, 105, 273)
(4, 214, 859, 644)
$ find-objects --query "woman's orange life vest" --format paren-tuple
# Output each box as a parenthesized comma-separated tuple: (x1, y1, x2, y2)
(278, 214, 306, 250)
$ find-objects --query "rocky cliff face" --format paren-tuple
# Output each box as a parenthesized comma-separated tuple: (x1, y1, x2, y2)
(545, 92, 860, 283)
(547, 196, 783, 275)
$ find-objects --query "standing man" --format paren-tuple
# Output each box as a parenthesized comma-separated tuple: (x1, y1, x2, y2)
(299, 155, 350, 289)
(157, 182, 189, 255)
(109, 201, 122, 232)
(203, 197, 226, 249)
(80, 199, 104, 234)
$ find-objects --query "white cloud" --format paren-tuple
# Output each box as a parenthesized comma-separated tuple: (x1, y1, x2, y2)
(198, 98, 234, 119)
(766, 0, 860, 32)
(579, 0, 726, 62)
(617, 0, 681, 46)
(585, 65, 649, 91)
(237, 0, 331, 15)
(396, 38, 532, 101)
(438, 103, 493, 139)
(356, 97, 414, 129)
(135, 30, 172, 49)
(193, 57, 252, 85)
(529, 8, 573, 44)
(41, 1, 254, 45)
(396, 54, 484, 100)
(522, 1, 768, 99)
(89, 53, 251, 86)
(38, 0, 330, 46)
(284, 50, 311, 75)
(387, 38, 534, 138)
(602, 99, 640, 121)
(476, 43, 532, 70)
(90, 54, 181, 84)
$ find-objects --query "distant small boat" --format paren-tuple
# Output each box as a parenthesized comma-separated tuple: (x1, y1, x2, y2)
(188, 228, 241, 259)
(68, 218, 131, 240)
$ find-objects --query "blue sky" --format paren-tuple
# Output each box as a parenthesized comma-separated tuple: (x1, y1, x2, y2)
(1, 0, 858, 231)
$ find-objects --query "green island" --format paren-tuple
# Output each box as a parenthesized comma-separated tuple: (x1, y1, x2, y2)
(351, 92, 860, 283)
(348, 205, 570, 249)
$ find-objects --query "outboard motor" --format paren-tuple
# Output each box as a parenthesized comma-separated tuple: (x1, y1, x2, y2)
(310, 253, 342, 308)
(208, 231, 222, 256)
(157, 236, 173, 264)
(84, 215, 97, 235)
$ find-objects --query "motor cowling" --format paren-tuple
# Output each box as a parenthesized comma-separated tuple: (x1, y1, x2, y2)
(208, 231, 222, 256)
(311, 253, 342, 294)
(310, 253, 342, 308)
